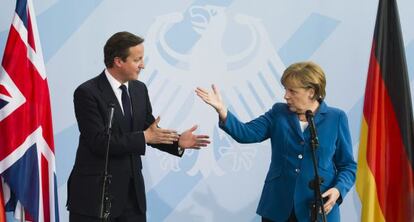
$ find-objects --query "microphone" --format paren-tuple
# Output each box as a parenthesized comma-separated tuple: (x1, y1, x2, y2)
(305, 110, 319, 146)
(101, 103, 115, 219)
(305, 110, 314, 119)
(106, 103, 115, 135)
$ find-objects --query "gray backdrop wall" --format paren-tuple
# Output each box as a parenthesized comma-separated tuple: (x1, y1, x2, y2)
(1, 0, 414, 221)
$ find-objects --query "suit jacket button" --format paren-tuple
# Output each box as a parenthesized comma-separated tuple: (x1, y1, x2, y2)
(295, 168, 300, 173)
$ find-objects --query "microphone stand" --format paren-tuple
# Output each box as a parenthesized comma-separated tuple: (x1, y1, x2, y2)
(306, 110, 327, 222)
(100, 104, 114, 221)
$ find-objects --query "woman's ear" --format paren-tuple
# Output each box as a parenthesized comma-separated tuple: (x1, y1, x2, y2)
(308, 88, 315, 99)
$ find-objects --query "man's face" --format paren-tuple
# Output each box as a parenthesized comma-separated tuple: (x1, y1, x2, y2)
(118, 44, 145, 82)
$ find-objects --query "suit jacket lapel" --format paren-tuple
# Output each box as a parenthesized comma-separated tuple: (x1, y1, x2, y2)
(97, 72, 129, 131)
(129, 82, 139, 131)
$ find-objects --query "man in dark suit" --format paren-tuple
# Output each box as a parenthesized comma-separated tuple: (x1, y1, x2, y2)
(67, 31, 210, 222)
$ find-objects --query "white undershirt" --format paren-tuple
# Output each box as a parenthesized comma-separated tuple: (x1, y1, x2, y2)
(299, 120, 309, 132)
(105, 69, 129, 114)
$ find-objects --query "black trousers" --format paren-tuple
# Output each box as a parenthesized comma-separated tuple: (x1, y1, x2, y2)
(262, 210, 297, 222)
(70, 180, 145, 222)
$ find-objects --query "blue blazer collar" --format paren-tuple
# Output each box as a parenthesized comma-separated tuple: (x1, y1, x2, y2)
(314, 101, 327, 126)
(286, 101, 328, 140)
(286, 107, 304, 140)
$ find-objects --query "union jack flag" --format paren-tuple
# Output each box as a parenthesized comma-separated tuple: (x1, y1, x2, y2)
(0, 0, 59, 221)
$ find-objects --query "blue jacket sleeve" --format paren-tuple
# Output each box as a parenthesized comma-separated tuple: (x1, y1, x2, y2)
(333, 111, 357, 203)
(219, 107, 274, 143)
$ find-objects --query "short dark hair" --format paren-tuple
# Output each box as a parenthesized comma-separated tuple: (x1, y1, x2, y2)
(104, 31, 144, 68)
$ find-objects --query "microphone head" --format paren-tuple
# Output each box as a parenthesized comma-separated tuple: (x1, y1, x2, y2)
(108, 103, 115, 108)
(305, 110, 313, 119)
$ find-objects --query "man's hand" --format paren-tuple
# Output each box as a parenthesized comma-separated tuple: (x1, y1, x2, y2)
(144, 117, 179, 144)
(178, 125, 210, 149)
(321, 187, 340, 214)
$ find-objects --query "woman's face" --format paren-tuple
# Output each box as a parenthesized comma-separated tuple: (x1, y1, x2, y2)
(283, 85, 315, 114)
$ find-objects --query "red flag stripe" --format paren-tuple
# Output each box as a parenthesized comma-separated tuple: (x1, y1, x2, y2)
(0, 182, 5, 222)
(0, 85, 11, 98)
(41, 155, 50, 222)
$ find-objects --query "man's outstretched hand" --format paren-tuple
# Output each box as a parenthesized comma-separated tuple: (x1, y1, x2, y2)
(178, 125, 210, 149)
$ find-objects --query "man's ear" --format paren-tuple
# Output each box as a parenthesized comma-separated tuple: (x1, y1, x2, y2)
(113, 57, 123, 67)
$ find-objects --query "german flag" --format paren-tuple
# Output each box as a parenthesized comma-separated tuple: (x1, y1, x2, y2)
(356, 0, 414, 221)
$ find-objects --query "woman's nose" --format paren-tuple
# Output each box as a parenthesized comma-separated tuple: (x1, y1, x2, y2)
(284, 92, 290, 99)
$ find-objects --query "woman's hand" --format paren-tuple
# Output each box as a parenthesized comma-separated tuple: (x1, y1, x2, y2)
(195, 84, 228, 121)
(321, 187, 340, 214)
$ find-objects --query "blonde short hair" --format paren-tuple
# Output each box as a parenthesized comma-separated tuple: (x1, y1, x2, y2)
(281, 61, 326, 101)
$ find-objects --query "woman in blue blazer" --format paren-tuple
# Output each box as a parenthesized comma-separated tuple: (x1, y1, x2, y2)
(196, 61, 356, 222)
